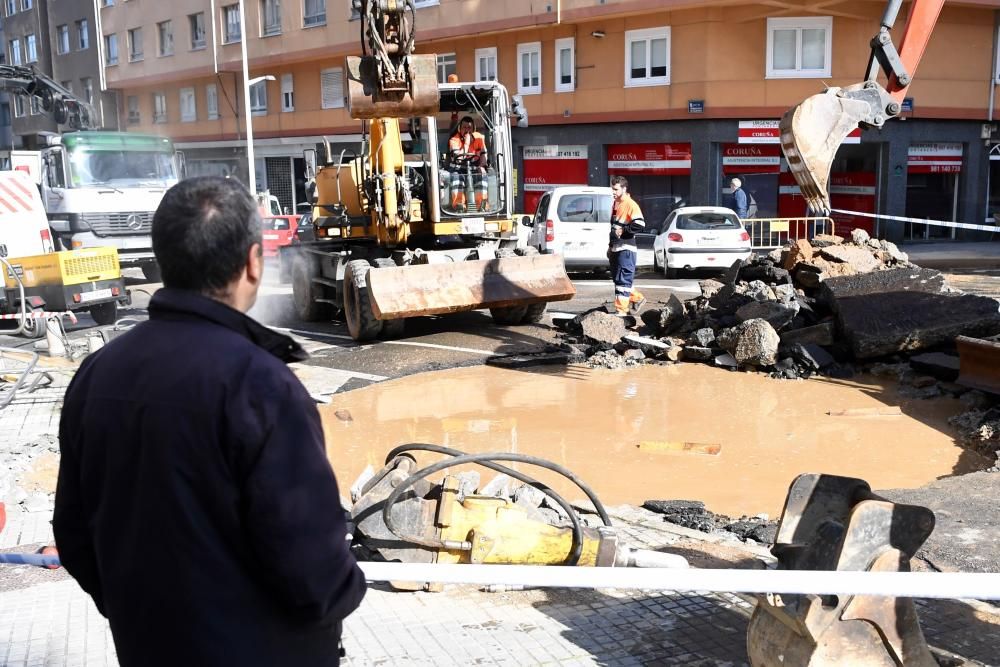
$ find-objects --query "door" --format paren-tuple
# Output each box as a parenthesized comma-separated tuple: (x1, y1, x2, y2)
(532, 192, 551, 250)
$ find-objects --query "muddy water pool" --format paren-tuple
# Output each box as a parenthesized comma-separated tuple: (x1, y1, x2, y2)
(320, 364, 987, 517)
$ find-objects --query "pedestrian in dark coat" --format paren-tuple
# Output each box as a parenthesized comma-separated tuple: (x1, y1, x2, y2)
(54, 176, 366, 666)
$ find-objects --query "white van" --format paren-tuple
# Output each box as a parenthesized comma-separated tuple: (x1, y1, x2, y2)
(0, 170, 54, 260)
(524, 186, 614, 271)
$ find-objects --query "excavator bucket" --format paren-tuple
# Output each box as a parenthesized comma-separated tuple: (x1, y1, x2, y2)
(345, 54, 440, 120)
(367, 253, 576, 320)
(956, 335, 1000, 394)
(779, 88, 875, 214)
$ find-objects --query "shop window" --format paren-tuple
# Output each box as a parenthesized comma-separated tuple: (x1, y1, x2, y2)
(517, 42, 541, 95)
(476, 47, 497, 82)
(320, 67, 343, 109)
(767, 17, 831, 78)
(436, 53, 456, 83)
(625, 27, 669, 87)
(554, 37, 574, 93)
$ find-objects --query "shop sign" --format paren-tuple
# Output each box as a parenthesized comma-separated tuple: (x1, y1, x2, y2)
(907, 142, 962, 173)
(738, 120, 860, 145)
(606, 143, 692, 175)
(522, 145, 589, 213)
(722, 144, 781, 174)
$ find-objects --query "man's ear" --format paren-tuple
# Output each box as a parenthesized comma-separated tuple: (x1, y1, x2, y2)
(246, 242, 263, 283)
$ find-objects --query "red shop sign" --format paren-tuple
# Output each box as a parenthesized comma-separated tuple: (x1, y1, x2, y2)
(607, 143, 692, 175)
(722, 144, 781, 174)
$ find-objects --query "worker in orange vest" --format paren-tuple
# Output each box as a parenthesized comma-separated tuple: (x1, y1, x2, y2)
(447, 116, 489, 212)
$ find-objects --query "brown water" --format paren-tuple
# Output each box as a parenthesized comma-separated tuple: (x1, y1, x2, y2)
(320, 364, 987, 517)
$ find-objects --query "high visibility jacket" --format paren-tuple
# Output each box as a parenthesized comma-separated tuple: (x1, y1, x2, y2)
(449, 131, 487, 157)
(610, 193, 645, 252)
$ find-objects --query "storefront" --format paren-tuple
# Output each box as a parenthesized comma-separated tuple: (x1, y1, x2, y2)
(606, 142, 691, 230)
(905, 142, 963, 239)
(521, 145, 589, 214)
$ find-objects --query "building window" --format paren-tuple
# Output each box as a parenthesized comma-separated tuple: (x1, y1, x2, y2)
(127, 95, 139, 124)
(304, 0, 325, 27)
(436, 53, 456, 83)
(517, 42, 541, 95)
(189, 13, 206, 49)
(25, 34, 37, 63)
(767, 17, 832, 78)
(261, 0, 281, 36)
(20, 0, 30, 9)
(77, 19, 90, 50)
(82, 77, 93, 103)
(158, 21, 173, 56)
(1, 103, 10, 125)
(320, 67, 343, 109)
(13, 95, 24, 117)
(180, 87, 196, 122)
(128, 27, 143, 61)
(625, 27, 670, 87)
(30, 96, 40, 115)
(5, 0, 15, 17)
(281, 73, 294, 112)
(554, 37, 574, 92)
(153, 92, 166, 123)
(9, 38, 21, 65)
(105, 34, 118, 65)
(102, 0, 114, 6)
(56, 25, 70, 55)
(206, 83, 219, 119)
(475, 47, 497, 82)
(223, 4, 241, 43)
(250, 80, 267, 115)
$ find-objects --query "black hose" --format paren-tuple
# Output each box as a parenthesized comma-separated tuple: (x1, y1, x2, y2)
(385, 443, 611, 526)
(379, 445, 611, 566)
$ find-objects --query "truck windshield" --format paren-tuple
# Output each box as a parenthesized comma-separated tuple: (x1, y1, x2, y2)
(68, 150, 176, 187)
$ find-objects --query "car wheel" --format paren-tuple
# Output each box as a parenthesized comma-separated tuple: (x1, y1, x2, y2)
(90, 301, 118, 326)
(664, 262, 677, 280)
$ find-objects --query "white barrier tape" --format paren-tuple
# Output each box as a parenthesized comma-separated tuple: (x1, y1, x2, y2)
(830, 208, 1000, 234)
(0, 311, 78, 323)
(357, 562, 1000, 600)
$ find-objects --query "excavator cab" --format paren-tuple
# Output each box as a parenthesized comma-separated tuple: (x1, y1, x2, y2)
(780, 0, 944, 213)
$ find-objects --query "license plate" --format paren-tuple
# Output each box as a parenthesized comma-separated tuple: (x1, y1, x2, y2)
(80, 288, 113, 303)
(263, 234, 279, 240)
(123, 237, 152, 249)
(697, 237, 719, 246)
(461, 217, 485, 234)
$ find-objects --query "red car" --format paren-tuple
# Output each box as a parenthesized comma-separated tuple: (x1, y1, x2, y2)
(261, 215, 300, 257)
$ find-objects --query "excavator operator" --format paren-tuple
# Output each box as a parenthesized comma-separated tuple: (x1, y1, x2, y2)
(447, 116, 489, 212)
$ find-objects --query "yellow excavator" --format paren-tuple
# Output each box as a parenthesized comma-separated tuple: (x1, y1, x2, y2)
(780, 0, 944, 213)
(279, 0, 574, 341)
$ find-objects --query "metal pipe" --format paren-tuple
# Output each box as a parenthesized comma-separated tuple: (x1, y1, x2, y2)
(238, 0, 255, 193)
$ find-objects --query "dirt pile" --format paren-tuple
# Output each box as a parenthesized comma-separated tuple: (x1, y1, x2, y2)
(641, 499, 777, 545)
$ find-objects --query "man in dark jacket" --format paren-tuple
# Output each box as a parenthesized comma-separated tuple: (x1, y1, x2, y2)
(729, 177, 750, 219)
(53, 176, 366, 666)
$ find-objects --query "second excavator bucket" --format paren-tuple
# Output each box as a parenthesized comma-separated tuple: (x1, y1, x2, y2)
(346, 54, 440, 120)
(366, 253, 576, 320)
(779, 87, 878, 214)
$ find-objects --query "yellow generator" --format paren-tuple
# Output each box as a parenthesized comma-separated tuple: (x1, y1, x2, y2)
(1, 246, 128, 337)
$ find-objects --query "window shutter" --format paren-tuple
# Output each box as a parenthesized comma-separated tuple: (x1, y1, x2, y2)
(321, 67, 344, 109)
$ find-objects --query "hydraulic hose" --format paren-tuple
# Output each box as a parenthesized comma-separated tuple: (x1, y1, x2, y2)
(379, 445, 611, 566)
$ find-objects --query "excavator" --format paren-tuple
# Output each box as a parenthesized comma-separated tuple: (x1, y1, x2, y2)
(780, 0, 944, 213)
(280, 0, 575, 341)
(0, 65, 96, 130)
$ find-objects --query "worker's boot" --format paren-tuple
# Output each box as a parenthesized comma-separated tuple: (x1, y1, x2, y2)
(629, 290, 646, 314)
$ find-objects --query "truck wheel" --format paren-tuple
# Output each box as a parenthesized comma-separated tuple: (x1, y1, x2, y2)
(292, 257, 331, 322)
(141, 263, 162, 283)
(371, 258, 405, 339)
(21, 308, 47, 339)
(90, 302, 118, 326)
(344, 259, 383, 342)
(514, 247, 547, 324)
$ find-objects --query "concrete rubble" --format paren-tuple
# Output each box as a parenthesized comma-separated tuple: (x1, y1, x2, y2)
(641, 499, 778, 545)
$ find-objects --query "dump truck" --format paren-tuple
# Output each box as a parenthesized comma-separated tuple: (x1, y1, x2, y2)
(780, 0, 945, 213)
(278, 0, 574, 341)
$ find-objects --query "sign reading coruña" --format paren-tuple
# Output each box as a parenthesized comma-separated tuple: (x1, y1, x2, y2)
(738, 120, 860, 145)
(721, 144, 781, 174)
(606, 143, 692, 175)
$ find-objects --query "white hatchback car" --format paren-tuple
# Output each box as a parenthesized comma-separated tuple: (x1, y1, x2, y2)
(524, 186, 614, 271)
(652, 206, 752, 277)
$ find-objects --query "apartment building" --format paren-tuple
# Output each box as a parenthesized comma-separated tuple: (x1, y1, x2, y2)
(2, 0, 119, 151)
(99, 0, 1000, 241)
(0, 19, 15, 166)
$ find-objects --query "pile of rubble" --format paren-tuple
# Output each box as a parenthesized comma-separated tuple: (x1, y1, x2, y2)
(642, 499, 777, 545)
(553, 229, 1000, 382)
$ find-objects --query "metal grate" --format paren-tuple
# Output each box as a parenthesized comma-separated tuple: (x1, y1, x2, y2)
(265, 157, 293, 214)
(80, 211, 154, 236)
(63, 253, 118, 279)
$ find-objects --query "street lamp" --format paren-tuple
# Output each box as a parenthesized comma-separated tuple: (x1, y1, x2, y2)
(237, 0, 275, 195)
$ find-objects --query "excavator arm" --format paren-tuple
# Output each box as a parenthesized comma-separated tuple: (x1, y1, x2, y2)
(0, 65, 97, 130)
(780, 0, 945, 212)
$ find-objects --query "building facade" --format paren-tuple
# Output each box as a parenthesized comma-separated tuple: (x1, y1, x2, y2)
(97, 0, 1000, 241)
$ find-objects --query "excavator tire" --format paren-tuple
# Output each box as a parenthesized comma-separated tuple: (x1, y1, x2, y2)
(344, 259, 383, 341)
(516, 247, 548, 324)
(489, 249, 528, 325)
(372, 258, 405, 339)
(292, 256, 331, 322)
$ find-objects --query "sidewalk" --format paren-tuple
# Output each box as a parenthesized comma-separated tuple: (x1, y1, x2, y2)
(901, 241, 1000, 269)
